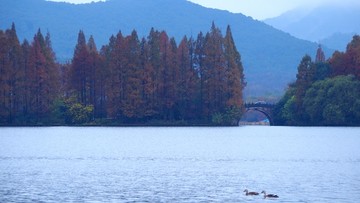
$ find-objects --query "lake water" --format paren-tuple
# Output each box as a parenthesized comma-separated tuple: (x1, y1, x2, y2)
(1, 126, 360, 202)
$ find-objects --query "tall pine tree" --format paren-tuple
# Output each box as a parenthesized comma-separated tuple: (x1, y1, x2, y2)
(26, 29, 59, 122)
(224, 25, 245, 109)
(69, 30, 90, 105)
(202, 22, 227, 119)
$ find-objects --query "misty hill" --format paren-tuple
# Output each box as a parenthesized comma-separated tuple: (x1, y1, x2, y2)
(0, 0, 326, 97)
(320, 32, 357, 51)
(264, 4, 360, 51)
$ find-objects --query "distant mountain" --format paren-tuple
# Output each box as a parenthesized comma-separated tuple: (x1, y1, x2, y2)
(320, 33, 356, 51)
(0, 0, 327, 97)
(264, 4, 360, 51)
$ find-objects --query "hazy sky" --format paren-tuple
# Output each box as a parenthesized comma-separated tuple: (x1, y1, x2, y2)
(49, 0, 359, 20)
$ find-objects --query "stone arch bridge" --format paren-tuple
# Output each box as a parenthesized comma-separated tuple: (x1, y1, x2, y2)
(240, 102, 275, 125)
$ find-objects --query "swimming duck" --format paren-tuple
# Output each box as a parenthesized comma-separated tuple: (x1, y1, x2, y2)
(261, 191, 279, 198)
(243, 189, 259, 196)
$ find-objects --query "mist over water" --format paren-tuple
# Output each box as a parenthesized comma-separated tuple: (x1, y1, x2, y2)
(1, 127, 360, 202)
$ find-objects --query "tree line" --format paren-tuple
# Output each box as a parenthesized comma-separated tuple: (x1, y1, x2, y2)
(0, 22, 245, 126)
(273, 36, 360, 126)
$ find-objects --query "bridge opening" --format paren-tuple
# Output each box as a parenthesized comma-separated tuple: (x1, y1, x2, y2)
(239, 102, 275, 126)
(239, 110, 271, 126)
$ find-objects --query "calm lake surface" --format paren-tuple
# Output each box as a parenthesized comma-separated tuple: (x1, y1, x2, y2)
(1, 126, 360, 202)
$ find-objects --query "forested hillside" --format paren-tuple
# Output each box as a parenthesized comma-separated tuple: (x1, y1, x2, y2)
(0, 0, 327, 97)
(0, 23, 245, 126)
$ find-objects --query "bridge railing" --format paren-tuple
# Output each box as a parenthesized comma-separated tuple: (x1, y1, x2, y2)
(244, 102, 275, 108)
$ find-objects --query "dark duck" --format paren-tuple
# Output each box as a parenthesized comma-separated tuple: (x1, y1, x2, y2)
(261, 191, 279, 198)
(243, 189, 259, 196)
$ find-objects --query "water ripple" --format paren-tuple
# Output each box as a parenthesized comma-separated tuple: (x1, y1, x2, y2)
(1, 127, 360, 202)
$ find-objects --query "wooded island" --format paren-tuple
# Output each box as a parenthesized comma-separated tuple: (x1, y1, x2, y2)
(0, 23, 245, 126)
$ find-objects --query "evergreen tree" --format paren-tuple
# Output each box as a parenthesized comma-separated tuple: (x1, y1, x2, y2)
(43, 32, 60, 106)
(139, 37, 157, 118)
(295, 55, 314, 115)
(26, 29, 59, 122)
(158, 32, 177, 119)
(224, 25, 245, 109)
(147, 28, 162, 117)
(315, 45, 325, 63)
(121, 30, 144, 119)
(95, 47, 111, 118)
(0, 24, 24, 123)
(69, 30, 90, 105)
(21, 39, 31, 120)
(65, 31, 98, 123)
(330, 35, 360, 79)
(87, 35, 97, 108)
(0, 27, 14, 122)
(107, 31, 125, 119)
(99, 34, 116, 118)
(329, 51, 346, 76)
(177, 36, 198, 119)
(194, 32, 205, 118)
(202, 22, 227, 119)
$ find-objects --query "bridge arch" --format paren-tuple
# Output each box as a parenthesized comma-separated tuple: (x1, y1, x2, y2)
(239, 102, 275, 126)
